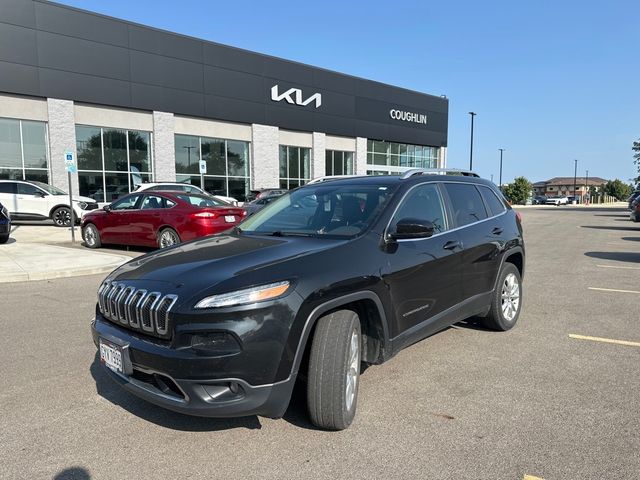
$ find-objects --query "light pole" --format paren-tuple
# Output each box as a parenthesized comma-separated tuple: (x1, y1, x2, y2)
(585, 169, 589, 205)
(468, 112, 476, 170)
(183, 146, 195, 169)
(573, 159, 578, 204)
(498, 148, 505, 191)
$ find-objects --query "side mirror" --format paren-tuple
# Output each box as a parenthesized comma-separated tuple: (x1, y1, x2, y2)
(388, 218, 435, 240)
(34, 191, 46, 198)
(102, 205, 111, 212)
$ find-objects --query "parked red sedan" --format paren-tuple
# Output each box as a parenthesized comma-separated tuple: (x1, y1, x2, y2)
(81, 191, 246, 249)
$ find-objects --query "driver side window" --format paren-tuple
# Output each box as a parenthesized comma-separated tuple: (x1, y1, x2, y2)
(110, 194, 141, 211)
(392, 183, 447, 234)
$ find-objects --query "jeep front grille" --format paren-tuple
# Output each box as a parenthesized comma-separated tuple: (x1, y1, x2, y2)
(97, 281, 178, 339)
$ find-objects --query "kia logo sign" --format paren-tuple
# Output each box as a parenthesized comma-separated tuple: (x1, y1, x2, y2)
(390, 109, 427, 125)
(271, 85, 322, 108)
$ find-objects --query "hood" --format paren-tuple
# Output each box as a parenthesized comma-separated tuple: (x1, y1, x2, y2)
(108, 233, 345, 294)
(53, 193, 96, 204)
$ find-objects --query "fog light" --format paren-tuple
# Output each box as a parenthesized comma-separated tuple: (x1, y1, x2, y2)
(190, 332, 241, 355)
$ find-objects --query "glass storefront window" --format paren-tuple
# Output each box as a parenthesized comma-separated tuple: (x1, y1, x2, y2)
(325, 150, 354, 176)
(366, 139, 439, 174)
(0, 118, 49, 182)
(76, 125, 153, 202)
(174, 134, 251, 201)
(279, 146, 310, 189)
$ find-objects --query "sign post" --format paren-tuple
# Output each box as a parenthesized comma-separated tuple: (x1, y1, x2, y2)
(64, 151, 76, 243)
(199, 160, 207, 190)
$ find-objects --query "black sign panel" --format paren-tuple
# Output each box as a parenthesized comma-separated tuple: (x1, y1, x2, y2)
(0, 0, 448, 147)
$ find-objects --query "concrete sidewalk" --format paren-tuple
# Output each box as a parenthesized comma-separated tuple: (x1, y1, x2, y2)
(0, 223, 132, 283)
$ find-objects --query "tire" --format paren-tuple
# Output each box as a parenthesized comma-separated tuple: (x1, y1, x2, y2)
(307, 309, 361, 431)
(480, 262, 522, 331)
(82, 223, 101, 248)
(52, 206, 72, 227)
(0, 234, 8, 244)
(157, 227, 180, 249)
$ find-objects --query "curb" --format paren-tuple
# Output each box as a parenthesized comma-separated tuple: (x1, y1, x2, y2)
(0, 261, 127, 283)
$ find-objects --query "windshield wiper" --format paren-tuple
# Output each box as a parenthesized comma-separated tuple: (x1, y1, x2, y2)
(269, 231, 314, 237)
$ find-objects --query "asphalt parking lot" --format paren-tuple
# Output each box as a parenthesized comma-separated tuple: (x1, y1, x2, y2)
(1, 206, 639, 480)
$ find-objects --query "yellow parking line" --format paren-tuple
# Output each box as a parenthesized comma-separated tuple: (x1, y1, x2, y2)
(588, 287, 640, 294)
(569, 334, 640, 348)
(524, 475, 544, 480)
(596, 264, 640, 270)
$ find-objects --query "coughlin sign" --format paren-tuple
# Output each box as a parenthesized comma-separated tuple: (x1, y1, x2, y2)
(389, 109, 427, 125)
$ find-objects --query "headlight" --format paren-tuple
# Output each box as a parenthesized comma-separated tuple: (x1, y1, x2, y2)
(76, 201, 88, 210)
(194, 281, 290, 309)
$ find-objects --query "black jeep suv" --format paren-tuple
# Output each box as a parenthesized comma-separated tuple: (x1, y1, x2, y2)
(92, 170, 524, 430)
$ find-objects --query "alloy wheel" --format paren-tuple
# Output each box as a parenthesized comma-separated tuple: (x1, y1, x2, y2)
(53, 208, 71, 227)
(159, 230, 179, 248)
(345, 328, 360, 411)
(501, 272, 520, 322)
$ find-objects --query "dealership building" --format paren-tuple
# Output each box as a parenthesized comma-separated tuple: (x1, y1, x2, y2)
(0, 0, 449, 202)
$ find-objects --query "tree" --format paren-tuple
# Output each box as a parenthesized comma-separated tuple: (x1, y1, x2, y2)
(603, 179, 633, 200)
(502, 176, 532, 205)
(633, 138, 640, 184)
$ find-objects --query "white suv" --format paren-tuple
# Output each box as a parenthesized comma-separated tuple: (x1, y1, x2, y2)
(0, 180, 98, 227)
(133, 182, 240, 205)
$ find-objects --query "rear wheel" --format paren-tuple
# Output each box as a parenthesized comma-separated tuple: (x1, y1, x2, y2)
(158, 227, 180, 249)
(307, 309, 361, 430)
(52, 207, 72, 227)
(82, 223, 101, 248)
(480, 262, 522, 331)
(0, 234, 8, 244)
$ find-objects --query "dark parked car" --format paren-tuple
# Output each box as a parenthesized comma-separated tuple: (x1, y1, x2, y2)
(243, 195, 282, 216)
(628, 191, 640, 210)
(532, 195, 547, 205)
(92, 170, 525, 430)
(0, 202, 10, 244)
(246, 188, 288, 202)
(630, 198, 640, 222)
(81, 191, 246, 249)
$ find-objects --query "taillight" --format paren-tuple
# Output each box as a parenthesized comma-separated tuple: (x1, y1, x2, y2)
(192, 212, 218, 219)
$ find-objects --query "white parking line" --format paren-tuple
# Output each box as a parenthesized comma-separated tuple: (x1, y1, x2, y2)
(596, 264, 640, 270)
(569, 334, 640, 348)
(588, 287, 640, 294)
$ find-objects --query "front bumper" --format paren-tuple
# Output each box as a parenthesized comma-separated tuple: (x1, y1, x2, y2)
(91, 317, 296, 418)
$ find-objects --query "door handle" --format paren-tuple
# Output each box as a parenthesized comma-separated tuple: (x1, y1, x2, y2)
(492, 227, 504, 235)
(443, 240, 462, 251)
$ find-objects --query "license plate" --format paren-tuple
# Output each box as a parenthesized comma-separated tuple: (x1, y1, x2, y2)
(99, 339, 123, 374)
(224, 215, 236, 223)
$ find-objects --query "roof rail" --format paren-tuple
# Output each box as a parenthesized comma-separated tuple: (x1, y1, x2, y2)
(400, 168, 480, 179)
(307, 175, 361, 184)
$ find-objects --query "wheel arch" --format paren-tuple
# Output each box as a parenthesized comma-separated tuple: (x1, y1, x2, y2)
(289, 291, 391, 382)
(48, 203, 71, 219)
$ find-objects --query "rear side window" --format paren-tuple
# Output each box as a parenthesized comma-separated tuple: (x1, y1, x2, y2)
(17, 183, 39, 195)
(0, 182, 16, 194)
(177, 195, 225, 207)
(443, 183, 488, 227)
(478, 186, 507, 217)
(141, 195, 175, 209)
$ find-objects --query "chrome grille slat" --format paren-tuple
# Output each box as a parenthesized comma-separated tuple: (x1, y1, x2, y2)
(97, 282, 177, 339)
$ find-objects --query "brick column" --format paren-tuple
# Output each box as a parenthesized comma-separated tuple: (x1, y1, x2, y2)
(312, 132, 326, 179)
(251, 124, 279, 190)
(47, 98, 78, 193)
(355, 137, 368, 175)
(152, 111, 176, 181)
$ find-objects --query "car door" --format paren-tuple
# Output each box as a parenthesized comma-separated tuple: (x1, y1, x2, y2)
(442, 182, 502, 300)
(129, 194, 176, 246)
(15, 182, 50, 218)
(100, 194, 142, 245)
(0, 182, 17, 214)
(380, 182, 464, 341)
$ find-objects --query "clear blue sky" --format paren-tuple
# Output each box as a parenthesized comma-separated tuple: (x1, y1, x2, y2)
(57, 0, 640, 184)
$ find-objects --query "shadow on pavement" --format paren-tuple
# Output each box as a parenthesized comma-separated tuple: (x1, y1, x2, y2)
(53, 467, 91, 480)
(593, 214, 630, 218)
(0, 237, 16, 244)
(622, 236, 640, 242)
(584, 251, 640, 263)
(90, 354, 263, 431)
(581, 225, 640, 232)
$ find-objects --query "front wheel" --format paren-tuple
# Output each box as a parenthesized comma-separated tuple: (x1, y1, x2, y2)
(52, 207, 72, 227)
(307, 309, 361, 430)
(0, 234, 8, 244)
(480, 262, 522, 331)
(157, 227, 180, 249)
(82, 223, 101, 248)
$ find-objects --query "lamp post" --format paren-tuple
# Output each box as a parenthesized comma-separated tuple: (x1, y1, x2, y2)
(498, 148, 505, 191)
(183, 145, 195, 169)
(573, 159, 578, 204)
(468, 112, 476, 170)
(585, 169, 589, 205)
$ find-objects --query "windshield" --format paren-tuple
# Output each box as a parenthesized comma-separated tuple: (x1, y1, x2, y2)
(240, 184, 396, 237)
(32, 181, 66, 195)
